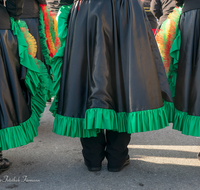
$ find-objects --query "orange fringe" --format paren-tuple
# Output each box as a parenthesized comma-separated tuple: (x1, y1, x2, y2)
(50, 11, 61, 51)
(39, 4, 59, 58)
(155, 7, 181, 75)
(20, 27, 37, 58)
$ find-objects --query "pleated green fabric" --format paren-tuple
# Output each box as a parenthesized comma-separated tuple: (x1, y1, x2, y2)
(173, 109, 200, 137)
(163, 100, 174, 123)
(50, 5, 72, 116)
(0, 18, 51, 151)
(168, 29, 181, 99)
(53, 102, 171, 138)
(50, 5, 174, 138)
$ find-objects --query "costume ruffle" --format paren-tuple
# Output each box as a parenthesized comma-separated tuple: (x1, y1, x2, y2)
(155, 7, 182, 76)
(168, 30, 181, 99)
(50, 3, 173, 138)
(39, 4, 60, 60)
(53, 103, 171, 138)
(173, 109, 200, 137)
(170, 9, 200, 137)
(155, 7, 182, 123)
(0, 18, 51, 151)
(50, 5, 72, 116)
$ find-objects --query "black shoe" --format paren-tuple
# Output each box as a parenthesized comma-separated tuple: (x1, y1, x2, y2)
(197, 152, 200, 161)
(0, 159, 12, 174)
(84, 162, 101, 172)
(108, 158, 130, 172)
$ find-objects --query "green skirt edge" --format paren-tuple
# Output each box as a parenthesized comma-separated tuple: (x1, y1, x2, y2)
(0, 18, 50, 151)
(53, 102, 172, 138)
(0, 114, 39, 151)
(163, 100, 174, 123)
(173, 109, 200, 137)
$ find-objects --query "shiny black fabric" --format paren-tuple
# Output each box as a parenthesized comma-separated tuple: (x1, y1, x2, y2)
(0, 5, 11, 30)
(57, 0, 172, 118)
(175, 9, 200, 116)
(21, 18, 44, 62)
(0, 30, 31, 130)
(6, 0, 24, 20)
(183, 0, 200, 13)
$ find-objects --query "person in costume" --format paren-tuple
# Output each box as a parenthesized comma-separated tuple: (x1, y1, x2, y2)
(151, 0, 176, 33)
(20, 0, 47, 63)
(20, 0, 60, 66)
(20, 0, 61, 102)
(51, 0, 173, 172)
(0, 0, 15, 173)
(0, 0, 51, 174)
(156, 0, 200, 160)
(141, 0, 158, 34)
(172, 0, 200, 160)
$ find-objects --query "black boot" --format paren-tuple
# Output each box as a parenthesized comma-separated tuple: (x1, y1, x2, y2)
(80, 131, 106, 171)
(0, 151, 11, 174)
(106, 131, 131, 172)
(197, 152, 200, 161)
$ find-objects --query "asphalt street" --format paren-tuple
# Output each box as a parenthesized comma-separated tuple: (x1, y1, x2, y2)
(0, 103, 200, 190)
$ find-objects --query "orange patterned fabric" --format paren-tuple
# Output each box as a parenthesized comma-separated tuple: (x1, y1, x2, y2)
(39, 4, 60, 58)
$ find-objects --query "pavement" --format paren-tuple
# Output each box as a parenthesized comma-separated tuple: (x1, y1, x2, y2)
(0, 103, 200, 190)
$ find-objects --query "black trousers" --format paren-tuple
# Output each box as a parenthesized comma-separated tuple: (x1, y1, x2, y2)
(80, 130, 131, 168)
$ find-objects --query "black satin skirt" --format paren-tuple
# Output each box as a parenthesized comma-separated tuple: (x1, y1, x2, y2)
(175, 9, 200, 116)
(57, 0, 172, 118)
(0, 30, 31, 130)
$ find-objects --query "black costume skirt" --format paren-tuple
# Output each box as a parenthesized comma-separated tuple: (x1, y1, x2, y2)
(0, 30, 31, 130)
(0, 29, 34, 150)
(173, 9, 200, 136)
(53, 0, 173, 138)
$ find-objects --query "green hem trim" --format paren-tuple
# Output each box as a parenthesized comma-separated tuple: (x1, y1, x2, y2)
(163, 100, 174, 123)
(53, 104, 170, 138)
(0, 114, 39, 151)
(173, 109, 200, 137)
(0, 18, 51, 151)
(49, 5, 72, 114)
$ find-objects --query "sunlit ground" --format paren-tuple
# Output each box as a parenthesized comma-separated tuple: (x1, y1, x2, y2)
(128, 145, 200, 167)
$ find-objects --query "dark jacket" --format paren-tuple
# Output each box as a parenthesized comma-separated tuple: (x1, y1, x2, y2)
(150, 0, 176, 25)
(59, 0, 74, 6)
(183, 0, 200, 13)
(0, 4, 11, 29)
(142, 0, 158, 29)
(20, 0, 46, 19)
(6, 0, 24, 20)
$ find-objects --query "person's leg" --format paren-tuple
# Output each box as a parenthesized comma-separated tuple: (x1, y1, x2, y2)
(0, 149, 11, 174)
(197, 152, 200, 161)
(80, 130, 106, 171)
(106, 130, 131, 172)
